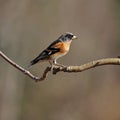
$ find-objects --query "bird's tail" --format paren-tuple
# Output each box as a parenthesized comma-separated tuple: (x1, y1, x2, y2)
(27, 62, 33, 69)
(27, 57, 40, 69)
(27, 61, 35, 69)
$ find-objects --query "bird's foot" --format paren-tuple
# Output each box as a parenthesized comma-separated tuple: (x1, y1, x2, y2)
(54, 63, 66, 67)
(49, 61, 66, 71)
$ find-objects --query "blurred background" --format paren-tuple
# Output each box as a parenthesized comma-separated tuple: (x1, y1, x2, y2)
(0, 0, 120, 120)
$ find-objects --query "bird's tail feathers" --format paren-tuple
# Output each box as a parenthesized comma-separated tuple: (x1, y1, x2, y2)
(27, 59, 39, 69)
(27, 62, 33, 69)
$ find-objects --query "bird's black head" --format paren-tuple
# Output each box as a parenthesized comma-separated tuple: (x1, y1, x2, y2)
(60, 32, 77, 42)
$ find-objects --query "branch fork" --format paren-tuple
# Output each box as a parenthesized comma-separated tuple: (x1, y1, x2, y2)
(0, 50, 120, 82)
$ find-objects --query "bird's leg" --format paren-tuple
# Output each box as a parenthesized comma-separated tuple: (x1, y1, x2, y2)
(53, 60, 66, 67)
(49, 61, 55, 71)
(53, 59, 57, 65)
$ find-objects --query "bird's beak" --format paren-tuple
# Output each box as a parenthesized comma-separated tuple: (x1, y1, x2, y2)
(72, 35, 77, 40)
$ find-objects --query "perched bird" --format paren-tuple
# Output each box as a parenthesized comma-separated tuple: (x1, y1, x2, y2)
(29, 32, 77, 68)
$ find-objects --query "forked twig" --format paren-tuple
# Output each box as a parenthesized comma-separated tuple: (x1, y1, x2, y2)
(0, 50, 120, 82)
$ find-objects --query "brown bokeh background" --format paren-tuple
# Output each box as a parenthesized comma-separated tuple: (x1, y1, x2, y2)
(0, 0, 120, 120)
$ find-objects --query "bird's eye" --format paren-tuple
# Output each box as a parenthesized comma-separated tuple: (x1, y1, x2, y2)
(65, 34, 73, 39)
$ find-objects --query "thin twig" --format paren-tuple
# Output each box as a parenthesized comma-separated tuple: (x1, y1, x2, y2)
(0, 50, 120, 82)
(0, 51, 51, 81)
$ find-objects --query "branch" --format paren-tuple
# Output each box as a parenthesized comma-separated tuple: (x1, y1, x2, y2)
(52, 58, 120, 74)
(0, 51, 51, 82)
(0, 50, 120, 82)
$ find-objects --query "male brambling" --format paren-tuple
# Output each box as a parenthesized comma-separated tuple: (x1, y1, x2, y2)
(29, 32, 77, 68)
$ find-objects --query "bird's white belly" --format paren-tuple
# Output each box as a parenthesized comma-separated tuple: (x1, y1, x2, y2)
(52, 52, 67, 60)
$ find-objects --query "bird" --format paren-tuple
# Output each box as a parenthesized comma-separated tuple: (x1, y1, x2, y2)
(28, 32, 77, 68)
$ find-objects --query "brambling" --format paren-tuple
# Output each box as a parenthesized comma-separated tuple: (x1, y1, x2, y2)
(29, 32, 77, 68)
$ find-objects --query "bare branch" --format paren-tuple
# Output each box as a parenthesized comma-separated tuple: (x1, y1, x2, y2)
(0, 51, 51, 81)
(52, 58, 120, 74)
(0, 50, 120, 82)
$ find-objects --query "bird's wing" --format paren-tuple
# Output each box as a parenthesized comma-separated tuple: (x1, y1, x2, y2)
(30, 46, 60, 66)
(29, 39, 63, 66)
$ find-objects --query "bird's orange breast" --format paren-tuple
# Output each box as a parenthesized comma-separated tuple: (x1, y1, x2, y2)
(52, 40, 72, 53)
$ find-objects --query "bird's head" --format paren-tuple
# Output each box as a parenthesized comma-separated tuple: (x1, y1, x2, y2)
(60, 32, 77, 42)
